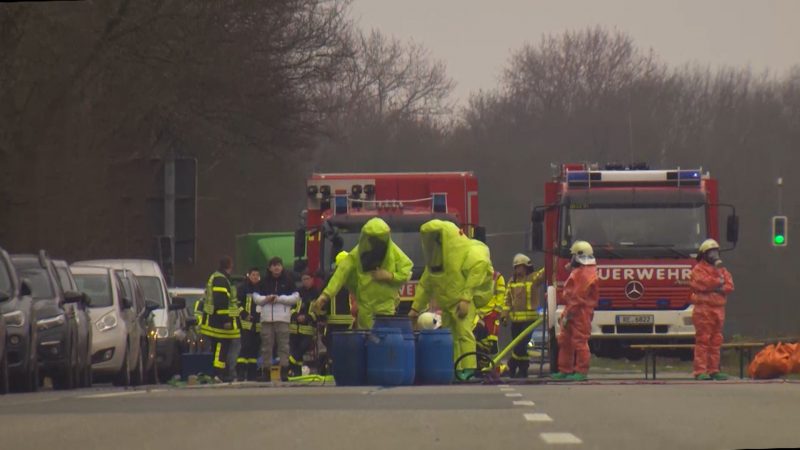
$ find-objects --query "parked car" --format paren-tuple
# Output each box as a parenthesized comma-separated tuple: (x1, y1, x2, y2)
(74, 259, 189, 378)
(52, 259, 93, 388)
(115, 268, 158, 382)
(169, 287, 204, 349)
(11, 252, 84, 390)
(0, 246, 37, 392)
(0, 249, 11, 394)
(71, 265, 149, 386)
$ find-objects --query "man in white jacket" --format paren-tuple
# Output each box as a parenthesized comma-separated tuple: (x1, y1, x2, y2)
(254, 257, 300, 382)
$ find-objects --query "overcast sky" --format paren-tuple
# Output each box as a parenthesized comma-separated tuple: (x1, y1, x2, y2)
(352, 0, 800, 103)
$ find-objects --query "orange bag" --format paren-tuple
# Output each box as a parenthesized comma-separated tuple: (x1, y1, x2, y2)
(789, 343, 800, 374)
(748, 343, 795, 379)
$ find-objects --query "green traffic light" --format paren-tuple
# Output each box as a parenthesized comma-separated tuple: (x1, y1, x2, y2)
(775, 235, 785, 245)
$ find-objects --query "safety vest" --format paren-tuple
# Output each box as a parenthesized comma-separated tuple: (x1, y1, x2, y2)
(200, 271, 241, 339)
(326, 289, 354, 326)
(505, 269, 544, 322)
(240, 293, 262, 333)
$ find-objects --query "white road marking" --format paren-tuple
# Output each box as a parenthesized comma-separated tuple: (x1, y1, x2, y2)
(504, 393, 523, 397)
(524, 413, 553, 422)
(497, 384, 511, 388)
(513, 400, 535, 406)
(540, 433, 583, 444)
(500, 387, 516, 392)
(80, 391, 147, 399)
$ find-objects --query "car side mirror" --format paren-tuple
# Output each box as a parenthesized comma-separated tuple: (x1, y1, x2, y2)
(145, 299, 161, 312)
(169, 296, 186, 310)
(63, 290, 85, 304)
(82, 293, 92, 307)
(726, 214, 739, 244)
(20, 279, 33, 297)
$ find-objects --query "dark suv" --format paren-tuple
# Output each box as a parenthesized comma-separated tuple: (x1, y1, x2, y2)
(11, 252, 85, 390)
(1, 246, 37, 392)
(53, 259, 94, 387)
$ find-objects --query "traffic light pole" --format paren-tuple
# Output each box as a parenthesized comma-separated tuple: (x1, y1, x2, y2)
(164, 150, 176, 285)
(777, 177, 783, 214)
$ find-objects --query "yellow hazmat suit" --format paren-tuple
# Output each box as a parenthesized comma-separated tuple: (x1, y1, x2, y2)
(411, 220, 494, 373)
(320, 218, 413, 330)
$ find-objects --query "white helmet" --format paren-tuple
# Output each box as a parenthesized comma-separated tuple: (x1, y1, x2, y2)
(570, 240, 596, 266)
(512, 253, 532, 268)
(417, 312, 440, 330)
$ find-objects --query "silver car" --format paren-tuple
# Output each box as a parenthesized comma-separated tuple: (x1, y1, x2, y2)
(71, 266, 148, 386)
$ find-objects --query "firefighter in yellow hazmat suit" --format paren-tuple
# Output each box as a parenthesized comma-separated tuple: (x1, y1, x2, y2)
(409, 220, 495, 381)
(311, 217, 413, 330)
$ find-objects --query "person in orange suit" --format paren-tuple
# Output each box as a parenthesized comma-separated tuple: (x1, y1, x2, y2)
(552, 241, 599, 382)
(690, 239, 734, 381)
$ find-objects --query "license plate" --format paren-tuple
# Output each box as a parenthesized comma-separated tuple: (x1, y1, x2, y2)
(616, 314, 654, 325)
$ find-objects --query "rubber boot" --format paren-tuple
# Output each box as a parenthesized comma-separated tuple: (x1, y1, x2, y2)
(695, 373, 711, 381)
(517, 361, 530, 379)
(565, 372, 587, 382)
(236, 364, 246, 382)
(551, 372, 570, 381)
(257, 367, 271, 382)
(246, 364, 258, 381)
(280, 366, 290, 382)
(507, 359, 518, 378)
(710, 372, 728, 381)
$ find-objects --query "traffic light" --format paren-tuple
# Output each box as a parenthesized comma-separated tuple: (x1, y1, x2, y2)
(772, 216, 788, 247)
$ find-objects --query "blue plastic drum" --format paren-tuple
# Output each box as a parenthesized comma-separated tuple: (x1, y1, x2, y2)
(416, 329, 454, 385)
(366, 328, 406, 386)
(331, 331, 368, 386)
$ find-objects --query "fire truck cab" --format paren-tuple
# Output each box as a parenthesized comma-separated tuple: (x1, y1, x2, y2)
(532, 163, 739, 361)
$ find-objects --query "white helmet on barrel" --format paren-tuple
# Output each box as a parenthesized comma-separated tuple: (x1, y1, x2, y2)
(417, 312, 440, 330)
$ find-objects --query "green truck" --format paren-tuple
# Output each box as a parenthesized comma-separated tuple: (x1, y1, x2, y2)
(235, 232, 298, 274)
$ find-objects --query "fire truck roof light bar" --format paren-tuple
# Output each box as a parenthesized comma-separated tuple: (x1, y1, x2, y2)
(566, 169, 702, 186)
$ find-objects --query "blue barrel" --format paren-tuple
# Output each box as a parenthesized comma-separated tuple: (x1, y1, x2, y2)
(366, 328, 406, 386)
(401, 332, 416, 385)
(331, 331, 368, 386)
(416, 329, 454, 385)
(373, 315, 413, 336)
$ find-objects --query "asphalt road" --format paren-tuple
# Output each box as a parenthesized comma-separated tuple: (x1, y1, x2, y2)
(1, 379, 798, 450)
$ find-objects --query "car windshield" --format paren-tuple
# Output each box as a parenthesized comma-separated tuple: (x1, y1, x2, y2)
(562, 205, 706, 258)
(17, 267, 55, 300)
(0, 260, 11, 294)
(74, 274, 113, 307)
(137, 276, 166, 308)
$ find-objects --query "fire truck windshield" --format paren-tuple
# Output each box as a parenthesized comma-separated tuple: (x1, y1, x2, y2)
(561, 205, 706, 258)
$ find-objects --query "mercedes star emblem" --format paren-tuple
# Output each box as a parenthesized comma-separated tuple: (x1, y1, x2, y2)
(625, 280, 644, 300)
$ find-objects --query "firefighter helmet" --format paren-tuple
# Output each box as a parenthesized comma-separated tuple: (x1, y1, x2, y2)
(512, 253, 532, 267)
(570, 240, 596, 266)
(698, 239, 720, 255)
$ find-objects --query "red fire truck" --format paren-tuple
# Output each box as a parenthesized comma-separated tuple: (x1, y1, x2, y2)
(531, 163, 739, 362)
(293, 172, 483, 314)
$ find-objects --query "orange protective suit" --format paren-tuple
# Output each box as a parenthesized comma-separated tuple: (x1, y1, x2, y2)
(557, 265, 599, 375)
(689, 260, 734, 377)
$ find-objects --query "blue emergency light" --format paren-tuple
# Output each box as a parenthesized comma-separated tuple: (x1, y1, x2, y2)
(334, 196, 348, 214)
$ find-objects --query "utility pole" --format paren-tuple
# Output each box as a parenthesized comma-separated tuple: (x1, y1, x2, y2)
(163, 149, 176, 285)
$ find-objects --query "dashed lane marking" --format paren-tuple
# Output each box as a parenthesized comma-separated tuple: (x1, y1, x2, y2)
(513, 400, 535, 406)
(524, 413, 553, 422)
(504, 393, 523, 397)
(79, 391, 147, 399)
(497, 384, 510, 388)
(540, 433, 583, 445)
(500, 387, 516, 392)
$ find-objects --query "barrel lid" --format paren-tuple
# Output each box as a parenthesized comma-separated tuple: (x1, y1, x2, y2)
(420, 329, 451, 334)
(371, 327, 402, 334)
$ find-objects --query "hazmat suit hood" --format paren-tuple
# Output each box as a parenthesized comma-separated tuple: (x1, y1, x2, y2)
(357, 217, 391, 271)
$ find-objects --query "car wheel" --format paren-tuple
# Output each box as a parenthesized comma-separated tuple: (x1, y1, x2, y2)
(113, 345, 131, 387)
(130, 345, 144, 386)
(0, 348, 9, 395)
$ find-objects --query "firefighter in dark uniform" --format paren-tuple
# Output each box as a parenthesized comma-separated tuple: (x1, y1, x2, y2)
(200, 256, 240, 381)
(289, 272, 319, 377)
(236, 267, 262, 381)
(314, 251, 355, 374)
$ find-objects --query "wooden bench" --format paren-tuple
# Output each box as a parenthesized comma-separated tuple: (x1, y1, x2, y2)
(628, 343, 765, 380)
